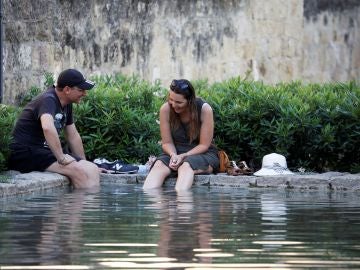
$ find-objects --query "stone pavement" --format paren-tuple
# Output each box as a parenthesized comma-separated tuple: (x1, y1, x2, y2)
(1, 170, 360, 197)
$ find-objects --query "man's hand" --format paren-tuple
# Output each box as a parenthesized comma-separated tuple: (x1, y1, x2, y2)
(58, 154, 76, 166)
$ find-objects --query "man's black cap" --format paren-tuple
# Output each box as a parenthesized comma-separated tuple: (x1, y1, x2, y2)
(57, 69, 95, 90)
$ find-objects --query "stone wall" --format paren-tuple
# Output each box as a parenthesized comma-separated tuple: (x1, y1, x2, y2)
(2, 0, 360, 104)
(303, 1, 360, 82)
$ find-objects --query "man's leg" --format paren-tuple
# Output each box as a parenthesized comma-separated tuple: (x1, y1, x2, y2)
(47, 160, 100, 189)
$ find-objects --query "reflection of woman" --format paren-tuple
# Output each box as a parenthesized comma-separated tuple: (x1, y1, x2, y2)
(143, 79, 219, 191)
(158, 212, 213, 264)
(144, 189, 213, 263)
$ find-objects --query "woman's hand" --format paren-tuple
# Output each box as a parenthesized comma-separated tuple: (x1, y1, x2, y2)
(169, 153, 187, 170)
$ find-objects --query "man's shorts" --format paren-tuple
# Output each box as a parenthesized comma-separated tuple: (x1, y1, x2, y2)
(8, 144, 80, 173)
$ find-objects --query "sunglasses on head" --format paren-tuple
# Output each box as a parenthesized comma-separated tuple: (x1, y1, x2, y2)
(171, 80, 189, 91)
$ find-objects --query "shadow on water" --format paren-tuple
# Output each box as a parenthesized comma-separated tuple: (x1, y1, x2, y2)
(0, 184, 360, 269)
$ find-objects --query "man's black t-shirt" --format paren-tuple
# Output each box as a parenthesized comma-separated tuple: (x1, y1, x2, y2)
(11, 86, 73, 148)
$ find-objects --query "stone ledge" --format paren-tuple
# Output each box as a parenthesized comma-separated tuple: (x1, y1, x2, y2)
(1, 170, 360, 197)
(0, 171, 70, 197)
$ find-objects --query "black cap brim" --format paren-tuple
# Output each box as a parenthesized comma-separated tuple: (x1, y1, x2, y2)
(77, 80, 95, 90)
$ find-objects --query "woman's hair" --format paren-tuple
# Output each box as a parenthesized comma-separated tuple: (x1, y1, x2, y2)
(169, 79, 200, 143)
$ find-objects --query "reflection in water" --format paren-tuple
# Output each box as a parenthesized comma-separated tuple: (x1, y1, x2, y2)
(0, 186, 100, 266)
(1, 186, 360, 269)
(259, 193, 288, 250)
(37, 189, 89, 263)
(144, 189, 214, 264)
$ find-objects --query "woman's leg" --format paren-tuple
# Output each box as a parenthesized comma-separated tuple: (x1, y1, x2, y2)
(175, 162, 195, 191)
(143, 160, 171, 189)
(176, 162, 213, 191)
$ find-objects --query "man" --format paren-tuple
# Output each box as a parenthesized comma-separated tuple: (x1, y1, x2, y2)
(8, 69, 100, 188)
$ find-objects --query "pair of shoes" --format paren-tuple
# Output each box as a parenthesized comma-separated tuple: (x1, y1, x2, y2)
(93, 158, 139, 174)
(237, 161, 253, 175)
(226, 160, 253, 176)
(226, 161, 242, 176)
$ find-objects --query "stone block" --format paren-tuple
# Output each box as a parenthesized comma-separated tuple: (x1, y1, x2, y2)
(255, 176, 290, 188)
(210, 174, 256, 187)
(194, 175, 211, 186)
(329, 173, 360, 191)
(0, 171, 69, 197)
(100, 173, 138, 184)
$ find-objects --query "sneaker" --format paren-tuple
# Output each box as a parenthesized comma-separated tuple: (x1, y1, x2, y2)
(93, 157, 113, 166)
(93, 158, 126, 171)
(110, 162, 139, 174)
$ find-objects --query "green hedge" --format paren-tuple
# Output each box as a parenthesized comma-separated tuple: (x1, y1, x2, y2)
(74, 74, 165, 164)
(1, 74, 359, 173)
(0, 105, 20, 172)
(199, 78, 360, 172)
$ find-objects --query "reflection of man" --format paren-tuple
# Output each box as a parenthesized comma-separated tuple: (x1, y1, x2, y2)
(8, 69, 100, 188)
(37, 189, 91, 263)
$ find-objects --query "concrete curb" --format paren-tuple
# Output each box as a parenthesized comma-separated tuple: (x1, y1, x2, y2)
(0, 171, 69, 197)
(1, 170, 360, 197)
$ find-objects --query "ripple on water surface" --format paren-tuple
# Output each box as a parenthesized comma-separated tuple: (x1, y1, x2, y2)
(0, 184, 360, 269)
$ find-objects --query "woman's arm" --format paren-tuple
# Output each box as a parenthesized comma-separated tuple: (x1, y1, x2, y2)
(180, 103, 214, 158)
(159, 103, 177, 157)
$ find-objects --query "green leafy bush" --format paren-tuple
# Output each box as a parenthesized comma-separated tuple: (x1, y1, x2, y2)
(74, 74, 166, 164)
(0, 105, 20, 171)
(200, 78, 360, 173)
(1, 73, 360, 173)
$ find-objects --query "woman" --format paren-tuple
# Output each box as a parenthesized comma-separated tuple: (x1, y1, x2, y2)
(143, 79, 219, 191)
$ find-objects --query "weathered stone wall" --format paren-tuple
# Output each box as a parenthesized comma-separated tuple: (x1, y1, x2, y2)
(303, 0, 360, 81)
(2, 0, 360, 104)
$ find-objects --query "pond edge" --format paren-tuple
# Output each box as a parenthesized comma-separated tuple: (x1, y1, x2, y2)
(1, 170, 360, 197)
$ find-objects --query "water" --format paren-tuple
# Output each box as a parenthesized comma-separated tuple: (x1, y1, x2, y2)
(1, 184, 360, 269)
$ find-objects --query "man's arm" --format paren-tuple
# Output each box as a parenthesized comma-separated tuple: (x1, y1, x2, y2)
(40, 113, 72, 164)
(64, 123, 86, 160)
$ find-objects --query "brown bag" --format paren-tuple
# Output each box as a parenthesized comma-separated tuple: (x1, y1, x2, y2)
(218, 150, 230, 173)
